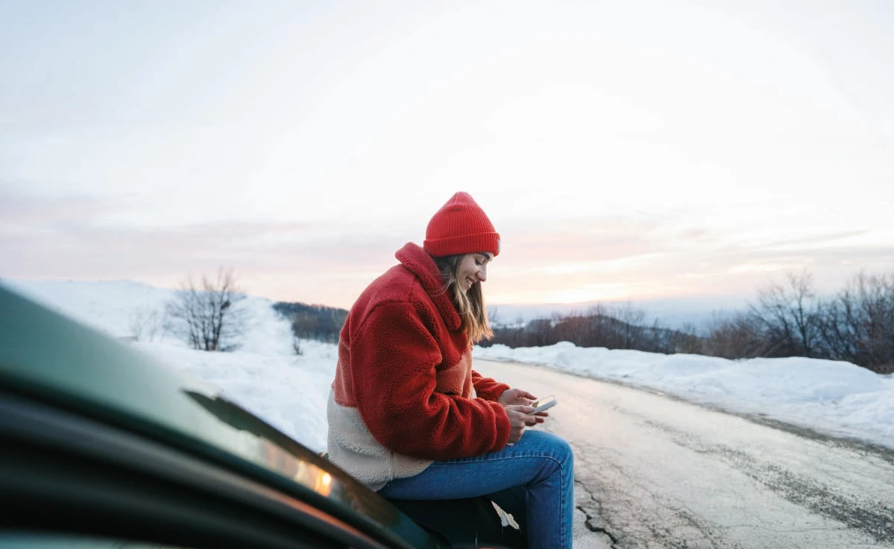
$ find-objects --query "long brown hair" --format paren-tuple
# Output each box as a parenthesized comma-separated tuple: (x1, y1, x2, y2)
(432, 254, 494, 344)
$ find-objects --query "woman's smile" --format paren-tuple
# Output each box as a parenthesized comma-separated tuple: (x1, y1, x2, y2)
(457, 253, 493, 293)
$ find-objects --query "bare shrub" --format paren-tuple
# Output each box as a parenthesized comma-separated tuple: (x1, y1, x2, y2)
(670, 322, 703, 354)
(702, 311, 766, 359)
(165, 267, 247, 352)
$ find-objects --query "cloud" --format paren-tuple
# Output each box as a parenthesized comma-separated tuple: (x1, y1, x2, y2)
(3, 184, 892, 309)
(0, 185, 112, 223)
(485, 219, 894, 305)
(0, 190, 408, 306)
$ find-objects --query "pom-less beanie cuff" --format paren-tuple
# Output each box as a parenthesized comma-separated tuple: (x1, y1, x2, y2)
(424, 232, 501, 258)
(423, 192, 501, 257)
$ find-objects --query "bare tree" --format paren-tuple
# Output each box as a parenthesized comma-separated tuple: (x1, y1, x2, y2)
(817, 271, 894, 373)
(166, 267, 247, 352)
(751, 270, 821, 357)
(610, 301, 647, 349)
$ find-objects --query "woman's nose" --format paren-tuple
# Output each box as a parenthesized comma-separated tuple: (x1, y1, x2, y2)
(477, 266, 487, 282)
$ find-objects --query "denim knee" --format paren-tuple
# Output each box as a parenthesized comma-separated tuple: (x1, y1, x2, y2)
(541, 431, 574, 468)
(523, 430, 573, 481)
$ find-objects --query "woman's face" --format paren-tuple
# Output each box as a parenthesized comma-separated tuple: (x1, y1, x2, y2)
(456, 253, 493, 292)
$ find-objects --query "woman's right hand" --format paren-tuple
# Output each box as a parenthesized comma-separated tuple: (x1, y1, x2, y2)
(505, 404, 538, 443)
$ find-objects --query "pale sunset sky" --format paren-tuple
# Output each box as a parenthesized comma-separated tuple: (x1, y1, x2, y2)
(2, 1, 892, 312)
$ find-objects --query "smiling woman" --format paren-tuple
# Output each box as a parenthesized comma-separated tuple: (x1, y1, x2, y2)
(326, 191, 575, 549)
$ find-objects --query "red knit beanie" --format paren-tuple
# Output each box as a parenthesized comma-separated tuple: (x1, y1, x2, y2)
(423, 192, 501, 257)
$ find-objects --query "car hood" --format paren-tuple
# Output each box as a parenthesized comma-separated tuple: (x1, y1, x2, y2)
(0, 283, 432, 547)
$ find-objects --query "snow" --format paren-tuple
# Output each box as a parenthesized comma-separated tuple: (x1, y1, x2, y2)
(476, 343, 894, 448)
(4, 279, 893, 453)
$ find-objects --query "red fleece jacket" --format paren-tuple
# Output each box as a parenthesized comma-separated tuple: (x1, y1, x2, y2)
(331, 242, 511, 461)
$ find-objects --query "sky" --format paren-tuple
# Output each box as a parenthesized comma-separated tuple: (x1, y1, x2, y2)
(5, 278, 892, 455)
(2, 1, 893, 314)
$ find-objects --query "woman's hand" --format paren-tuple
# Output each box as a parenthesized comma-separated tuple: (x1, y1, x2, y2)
(498, 388, 536, 407)
(505, 404, 539, 443)
(499, 387, 548, 424)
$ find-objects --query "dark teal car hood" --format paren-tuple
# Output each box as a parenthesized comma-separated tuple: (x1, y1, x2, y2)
(0, 283, 433, 548)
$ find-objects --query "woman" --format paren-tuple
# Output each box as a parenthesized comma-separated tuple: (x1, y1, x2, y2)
(327, 192, 574, 549)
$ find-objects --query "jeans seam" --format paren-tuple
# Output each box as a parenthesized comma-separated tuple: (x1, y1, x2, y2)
(439, 452, 565, 466)
(560, 460, 569, 549)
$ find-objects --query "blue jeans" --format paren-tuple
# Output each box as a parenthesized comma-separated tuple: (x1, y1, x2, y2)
(377, 430, 574, 549)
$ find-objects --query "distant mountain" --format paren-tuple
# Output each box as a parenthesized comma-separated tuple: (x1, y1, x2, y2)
(272, 301, 349, 343)
(488, 295, 751, 330)
(483, 308, 703, 354)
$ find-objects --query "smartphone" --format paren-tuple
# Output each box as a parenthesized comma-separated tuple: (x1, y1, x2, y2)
(531, 395, 557, 414)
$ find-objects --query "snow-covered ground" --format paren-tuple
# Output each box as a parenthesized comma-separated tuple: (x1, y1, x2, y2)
(4, 279, 892, 453)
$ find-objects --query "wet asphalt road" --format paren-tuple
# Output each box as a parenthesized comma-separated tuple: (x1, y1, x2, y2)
(477, 359, 894, 549)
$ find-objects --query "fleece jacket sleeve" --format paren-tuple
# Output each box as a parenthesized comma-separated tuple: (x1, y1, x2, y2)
(349, 302, 511, 461)
(471, 370, 510, 401)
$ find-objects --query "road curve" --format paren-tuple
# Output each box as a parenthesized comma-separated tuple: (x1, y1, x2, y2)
(477, 359, 894, 549)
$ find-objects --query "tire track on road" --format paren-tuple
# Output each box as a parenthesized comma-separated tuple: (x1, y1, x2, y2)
(638, 416, 894, 544)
